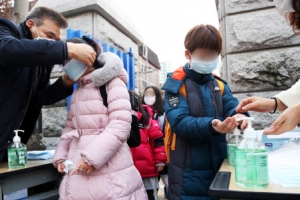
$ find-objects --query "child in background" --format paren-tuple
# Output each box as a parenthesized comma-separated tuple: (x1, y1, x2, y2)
(142, 86, 169, 198)
(130, 90, 167, 200)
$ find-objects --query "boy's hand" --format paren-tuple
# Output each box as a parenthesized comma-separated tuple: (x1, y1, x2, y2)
(57, 162, 65, 174)
(70, 158, 94, 176)
(212, 117, 238, 134)
(232, 113, 248, 129)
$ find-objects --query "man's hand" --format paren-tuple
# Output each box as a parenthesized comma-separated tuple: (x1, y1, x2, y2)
(236, 96, 276, 113)
(57, 162, 65, 174)
(232, 113, 248, 129)
(70, 158, 94, 176)
(62, 74, 75, 87)
(212, 117, 238, 134)
(264, 104, 300, 135)
(67, 43, 96, 67)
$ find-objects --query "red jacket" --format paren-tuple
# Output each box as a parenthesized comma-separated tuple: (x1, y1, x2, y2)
(131, 105, 167, 178)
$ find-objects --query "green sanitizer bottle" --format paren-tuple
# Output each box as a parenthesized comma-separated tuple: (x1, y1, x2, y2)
(8, 130, 27, 169)
(234, 117, 268, 189)
(227, 128, 243, 166)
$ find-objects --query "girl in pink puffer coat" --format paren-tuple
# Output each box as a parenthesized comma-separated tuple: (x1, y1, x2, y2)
(53, 38, 147, 200)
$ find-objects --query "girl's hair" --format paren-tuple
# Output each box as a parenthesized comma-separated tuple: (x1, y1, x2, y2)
(66, 36, 102, 68)
(142, 86, 164, 116)
(288, 0, 300, 32)
(128, 90, 150, 126)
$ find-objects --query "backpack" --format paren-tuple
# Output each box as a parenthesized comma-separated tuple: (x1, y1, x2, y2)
(99, 85, 141, 148)
(164, 77, 225, 162)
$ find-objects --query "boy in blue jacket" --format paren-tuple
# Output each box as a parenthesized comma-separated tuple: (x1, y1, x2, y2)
(162, 24, 249, 200)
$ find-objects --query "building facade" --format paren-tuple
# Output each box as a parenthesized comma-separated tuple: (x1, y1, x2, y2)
(136, 45, 161, 95)
(159, 62, 172, 84)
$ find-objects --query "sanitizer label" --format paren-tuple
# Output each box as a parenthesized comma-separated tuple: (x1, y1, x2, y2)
(8, 147, 27, 168)
(227, 144, 237, 166)
(246, 152, 269, 185)
(235, 150, 247, 183)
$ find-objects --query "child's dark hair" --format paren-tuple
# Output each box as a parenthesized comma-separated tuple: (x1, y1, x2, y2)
(184, 24, 222, 54)
(129, 90, 150, 126)
(66, 36, 102, 68)
(142, 86, 164, 116)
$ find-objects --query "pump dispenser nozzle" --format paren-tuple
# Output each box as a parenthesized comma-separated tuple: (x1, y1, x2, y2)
(236, 117, 255, 138)
(13, 130, 24, 142)
(233, 128, 241, 136)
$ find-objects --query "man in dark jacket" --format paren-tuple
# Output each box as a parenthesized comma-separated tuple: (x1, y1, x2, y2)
(0, 7, 97, 162)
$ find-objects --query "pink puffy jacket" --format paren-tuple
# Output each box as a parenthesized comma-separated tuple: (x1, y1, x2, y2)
(53, 53, 147, 200)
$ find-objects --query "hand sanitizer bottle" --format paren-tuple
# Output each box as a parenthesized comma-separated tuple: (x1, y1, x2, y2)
(234, 117, 268, 189)
(227, 128, 243, 166)
(8, 130, 27, 169)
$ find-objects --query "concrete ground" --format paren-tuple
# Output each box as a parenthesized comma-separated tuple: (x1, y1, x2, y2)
(158, 180, 167, 200)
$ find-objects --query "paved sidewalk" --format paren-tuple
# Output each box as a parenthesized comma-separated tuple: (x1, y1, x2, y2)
(158, 180, 167, 200)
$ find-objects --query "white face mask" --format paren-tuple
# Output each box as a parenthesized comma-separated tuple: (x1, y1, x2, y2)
(189, 56, 219, 74)
(273, 0, 295, 13)
(33, 22, 55, 41)
(144, 96, 156, 106)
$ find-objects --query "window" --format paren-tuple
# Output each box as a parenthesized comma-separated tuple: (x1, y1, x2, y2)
(141, 65, 146, 73)
(142, 45, 148, 58)
(143, 81, 147, 89)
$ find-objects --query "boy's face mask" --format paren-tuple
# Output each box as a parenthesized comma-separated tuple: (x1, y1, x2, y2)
(189, 55, 219, 74)
(273, 0, 295, 13)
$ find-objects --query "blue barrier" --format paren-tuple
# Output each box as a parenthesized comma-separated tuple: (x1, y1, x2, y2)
(65, 28, 135, 111)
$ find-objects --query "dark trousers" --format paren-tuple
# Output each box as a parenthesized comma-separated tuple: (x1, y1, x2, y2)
(146, 189, 156, 200)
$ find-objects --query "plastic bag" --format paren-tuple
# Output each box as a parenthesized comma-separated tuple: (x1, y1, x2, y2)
(268, 139, 300, 187)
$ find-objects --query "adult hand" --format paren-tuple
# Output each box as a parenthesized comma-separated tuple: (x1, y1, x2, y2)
(212, 117, 238, 134)
(236, 96, 276, 113)
(264, 104, 300, 135)
(156, 166, 164, 172)
(232, 113, 248, 129)
(62, 74, 75, 87)
(70, 158, 94, 176)
(57, 162, 65, 174)
(67, 42, 96, 67)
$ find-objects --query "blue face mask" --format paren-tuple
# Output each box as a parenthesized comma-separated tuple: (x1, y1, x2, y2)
(189, 56, 219, 74)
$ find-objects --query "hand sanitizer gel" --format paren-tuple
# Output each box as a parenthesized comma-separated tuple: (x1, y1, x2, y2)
(8, 130, 27, 169)
(227, 128, 243, 166)
(234, 117, 268, 189)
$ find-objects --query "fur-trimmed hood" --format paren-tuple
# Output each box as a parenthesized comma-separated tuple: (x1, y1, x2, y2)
(91, 52, 128, 87)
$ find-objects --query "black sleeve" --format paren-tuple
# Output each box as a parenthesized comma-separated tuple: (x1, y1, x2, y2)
(43, 77, 73, 106)
(0, 25, 68, 67)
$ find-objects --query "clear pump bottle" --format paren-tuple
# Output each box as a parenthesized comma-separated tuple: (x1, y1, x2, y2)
(8, 130, 27, 169)
(234, 117, 268, 189)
